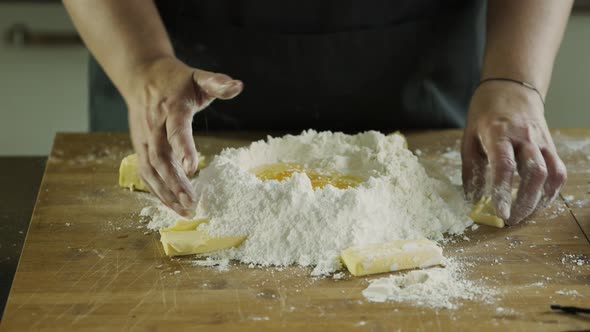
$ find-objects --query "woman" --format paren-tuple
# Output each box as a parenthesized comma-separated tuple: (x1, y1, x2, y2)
(64, 0, 571, 224)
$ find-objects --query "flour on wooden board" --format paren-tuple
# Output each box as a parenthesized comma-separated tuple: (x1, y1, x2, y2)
(362, 258, 495, 309)
(141, 130, 473, 276)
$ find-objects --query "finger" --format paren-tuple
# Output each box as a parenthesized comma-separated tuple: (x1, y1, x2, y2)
(485, 138, 516, 221)
(166, 102, 199, 176)
(129, 107, 150, 155)
(539, 148, 567, 208)
(508, 144, 548, 225)
(461, 134, 487, 202)
(193, 70, 243, 100)
(137, 144, 191, 217)
(148, 123, 197, 210)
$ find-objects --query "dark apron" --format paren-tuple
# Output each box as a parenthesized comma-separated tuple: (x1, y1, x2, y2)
(89, 0, 486, 132)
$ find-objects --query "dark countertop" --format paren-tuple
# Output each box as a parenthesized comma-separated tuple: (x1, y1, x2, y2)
(0, 157, 45, 320)
(1, 0, 590, 10)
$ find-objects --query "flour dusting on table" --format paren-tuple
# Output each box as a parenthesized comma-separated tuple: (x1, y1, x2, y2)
(142, 130, 472, 275)
(362, 258, 493, 309)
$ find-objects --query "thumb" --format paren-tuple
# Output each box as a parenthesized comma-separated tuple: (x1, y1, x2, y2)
(193, 69, 243, 100)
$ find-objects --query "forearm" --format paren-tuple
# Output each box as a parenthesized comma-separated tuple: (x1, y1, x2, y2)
(63, 0, 174, 96)
(482, 0, 573, 98)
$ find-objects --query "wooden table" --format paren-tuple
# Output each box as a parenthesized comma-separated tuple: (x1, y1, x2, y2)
(1, 130, 589, 331)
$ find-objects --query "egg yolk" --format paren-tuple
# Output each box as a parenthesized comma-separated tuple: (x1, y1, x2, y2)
(250, 162, 363, 190)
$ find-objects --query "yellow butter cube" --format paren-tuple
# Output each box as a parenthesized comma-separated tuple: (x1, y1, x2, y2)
(341, 239, 443, 277)
(469, 189, 519, 228)
(118, 153, 206, 192)
(159, 219, 246, 257)
(469, 196, 505, 228)
(119, 154, 148, 192)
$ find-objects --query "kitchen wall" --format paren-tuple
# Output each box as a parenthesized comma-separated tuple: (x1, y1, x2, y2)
(546, 13, 590, 127)
(0, 3, 588, 156)
(0, 3, 88, 156)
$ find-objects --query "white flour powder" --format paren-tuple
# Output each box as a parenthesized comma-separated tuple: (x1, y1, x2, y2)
(362, 258, 492, 309)
(143, 130, 472, 275)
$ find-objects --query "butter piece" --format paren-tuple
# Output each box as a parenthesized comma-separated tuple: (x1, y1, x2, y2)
(160, 219, 209, 232)
(469, 196, 505, 228)
(119, 154, 148, 192)
(469, 189, 518, 228)
(159, 219, 246, 257)
(341, 239, 443, 277)
(118, 153, 206, 192)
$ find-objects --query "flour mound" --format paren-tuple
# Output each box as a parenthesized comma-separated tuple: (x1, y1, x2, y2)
(145, 130, 472, 275)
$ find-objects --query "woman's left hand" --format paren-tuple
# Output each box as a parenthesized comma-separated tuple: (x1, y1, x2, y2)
(461, 81, 567, 225)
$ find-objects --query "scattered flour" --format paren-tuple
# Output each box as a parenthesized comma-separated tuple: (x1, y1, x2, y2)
(142, 130, 473, 275)
(563, 195, 590, 208)
(554, 132, 590, 173)
(191, 258, 230, 271)
(495, 307, 518, 315)
(554, 132, 590, 154)
(332, 272, 346, 280)
(561, 254, 588, 266)
(555, 289, 581, 297)
(249, 316, 270, 321)
(419, 146, 463, 186)
(361, 259, 492, 309)
(440, 150, 461, 161)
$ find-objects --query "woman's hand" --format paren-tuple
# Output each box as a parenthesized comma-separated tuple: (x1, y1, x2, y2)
(124, 56, 243, 216)
(461, 81, 567, 225)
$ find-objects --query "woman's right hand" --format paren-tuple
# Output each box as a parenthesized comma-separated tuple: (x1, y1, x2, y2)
(124, 56, 243, 216)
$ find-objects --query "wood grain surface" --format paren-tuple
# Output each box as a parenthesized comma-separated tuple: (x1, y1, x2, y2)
(1, 130, 589, 331)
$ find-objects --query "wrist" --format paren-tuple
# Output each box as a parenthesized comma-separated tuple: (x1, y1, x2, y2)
(120, 54, 180, 100)
(477, 77, 545, 105)
(470, 79, 545, 116)
(480, 65, 548, 99)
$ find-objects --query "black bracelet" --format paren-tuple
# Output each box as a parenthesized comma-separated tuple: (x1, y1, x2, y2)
(476, 77, 545, 105)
